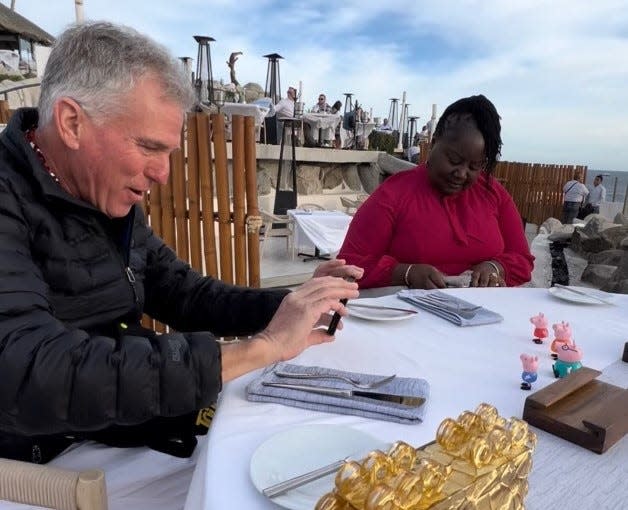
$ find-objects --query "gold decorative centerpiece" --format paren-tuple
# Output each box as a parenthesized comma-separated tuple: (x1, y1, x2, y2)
(315, 403, 536, 510)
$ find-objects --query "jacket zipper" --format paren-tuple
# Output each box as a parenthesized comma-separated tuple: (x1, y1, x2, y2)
(120, 208, 139, 304)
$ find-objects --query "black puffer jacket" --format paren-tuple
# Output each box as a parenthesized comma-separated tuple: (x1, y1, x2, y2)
(0, 109, 287, 441)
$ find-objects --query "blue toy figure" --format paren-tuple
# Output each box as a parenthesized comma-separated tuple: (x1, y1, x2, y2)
(552, 341, 583, 378)
(520, 353, 538, 390)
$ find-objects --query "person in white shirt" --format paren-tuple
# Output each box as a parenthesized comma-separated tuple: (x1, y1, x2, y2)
(311, 93, 331, 113)
(562, 173, 589, 224)
(378, 118, 393, 132)
(274, 86, 296, 118)
(588, 175, 606, 214)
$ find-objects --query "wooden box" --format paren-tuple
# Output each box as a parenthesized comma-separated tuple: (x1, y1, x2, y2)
(523, 367, 628, 453)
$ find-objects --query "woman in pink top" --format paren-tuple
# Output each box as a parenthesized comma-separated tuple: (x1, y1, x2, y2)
(338, 95, 534, 289)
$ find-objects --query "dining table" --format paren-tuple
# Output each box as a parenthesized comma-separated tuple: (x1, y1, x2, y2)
(302, 113, 341, 146)
(2, 288, 625, 510)
(184, 286, 628, 510)
(221, 102, 270, 141)
(287, 209, 352, 261)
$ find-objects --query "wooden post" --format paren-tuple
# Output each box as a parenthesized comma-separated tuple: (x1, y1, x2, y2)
(212, 113, 233, 283)
(244, 116, 261, 288)
(171, 126, 189, 262)
(197, 113, 218, 277)
(187, 113, 202, 272)
(231, 115, 247, 286)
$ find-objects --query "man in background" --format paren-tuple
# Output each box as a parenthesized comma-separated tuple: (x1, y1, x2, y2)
(588, 174, 606, 214)
(562, 172, 589, 224)
(274, 86, 296, 118)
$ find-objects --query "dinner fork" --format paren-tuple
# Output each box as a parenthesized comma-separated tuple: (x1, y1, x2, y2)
(272, 370, 396, 389)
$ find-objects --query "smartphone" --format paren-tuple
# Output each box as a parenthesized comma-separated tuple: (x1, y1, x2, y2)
(326, 277, 355, 336)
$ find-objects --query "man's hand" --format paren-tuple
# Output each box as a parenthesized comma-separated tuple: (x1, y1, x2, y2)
(313, 259, 363, 281)
(220, 276, 359, 383)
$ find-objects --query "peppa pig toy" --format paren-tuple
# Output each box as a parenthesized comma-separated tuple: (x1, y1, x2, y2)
(529, 313, 549, 344)
(552, 340, 583, 378)
(520, 353, 539, 390)
(550, 321, 572, 360)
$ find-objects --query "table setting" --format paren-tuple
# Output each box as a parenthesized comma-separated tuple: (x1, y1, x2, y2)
(186, 286, 628, 510)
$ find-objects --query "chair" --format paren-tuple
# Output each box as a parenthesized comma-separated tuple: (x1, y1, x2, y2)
(0, 458, 107, 510)
(259, 209, 293, 258)
(340, 194, 369, 215)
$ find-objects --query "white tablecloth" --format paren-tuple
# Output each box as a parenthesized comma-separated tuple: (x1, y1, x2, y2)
(287, 210, 352, 256)
(302, 113, 341, 143)
(186, 287, 628, 510)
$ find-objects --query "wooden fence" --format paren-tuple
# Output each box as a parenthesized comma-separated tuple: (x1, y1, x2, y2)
(418, 141, 586, 226)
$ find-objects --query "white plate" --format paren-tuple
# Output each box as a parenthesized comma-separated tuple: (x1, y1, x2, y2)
(548, 286, 615, 305)
(250, 424, 385, 510)
(347, 300, 417, 321)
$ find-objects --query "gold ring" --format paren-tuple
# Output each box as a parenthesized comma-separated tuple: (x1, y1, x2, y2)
(490, 272, 498, 279)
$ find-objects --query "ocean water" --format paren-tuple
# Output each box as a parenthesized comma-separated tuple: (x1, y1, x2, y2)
(586, 170, 628, 204)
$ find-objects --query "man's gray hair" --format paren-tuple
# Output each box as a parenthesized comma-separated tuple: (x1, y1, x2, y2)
(38, 21, 196, 127)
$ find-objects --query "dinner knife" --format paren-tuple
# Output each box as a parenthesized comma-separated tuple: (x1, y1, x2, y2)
(553, 284, 614, 305)
(261, 382, 425, 408)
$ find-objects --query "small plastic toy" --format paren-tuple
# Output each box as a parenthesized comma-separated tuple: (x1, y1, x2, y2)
(529, 313, 549, 344)
(552, 340, 583, 378)
(550, 321, 572, 360)
(520, 354, 539, 390)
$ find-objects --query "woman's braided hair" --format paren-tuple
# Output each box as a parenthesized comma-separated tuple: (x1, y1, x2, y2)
(432, 94, 502, 176)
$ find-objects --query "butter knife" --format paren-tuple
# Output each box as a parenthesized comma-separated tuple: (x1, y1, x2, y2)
(553, 284, 614, 305)
(261, 382, 425, 408)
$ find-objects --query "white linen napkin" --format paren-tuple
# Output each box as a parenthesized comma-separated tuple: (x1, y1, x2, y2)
(397, 289, 503, 327)
(246, 363, 429, 424)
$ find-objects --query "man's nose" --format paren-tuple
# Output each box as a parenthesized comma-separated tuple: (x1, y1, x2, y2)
(145, 154, 171, 185)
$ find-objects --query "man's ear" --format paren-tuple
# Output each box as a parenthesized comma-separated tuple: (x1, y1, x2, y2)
(53, 98, 85, 150)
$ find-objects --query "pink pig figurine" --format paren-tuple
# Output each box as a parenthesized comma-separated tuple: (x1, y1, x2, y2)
(529, 313, 549, 344)
(552, 340, 583, 378)
(551, 321, 572, 360)
(520, 354, 539, 390)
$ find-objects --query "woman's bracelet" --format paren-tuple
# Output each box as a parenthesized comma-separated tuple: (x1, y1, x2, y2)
(486, 260, 502, 277)
(404, 264, 414, 287)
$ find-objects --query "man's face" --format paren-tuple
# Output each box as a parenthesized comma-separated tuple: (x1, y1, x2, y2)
(594, 177, 601, 186)
(71, 75, 184, 218)
(318, 95, 326, 105)
(287, 88, 296, 100)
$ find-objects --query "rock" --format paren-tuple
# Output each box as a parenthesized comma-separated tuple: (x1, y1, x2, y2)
(621, 236, 628, 250)
(580, 264, 617, 287)
(360, 162, 383, 193)
(600, 226, 628, 249)
(540, 217, 563, 234)
(580, 235, 613, 253)
(547, 228, 574, 242)
(613, 212, 628, 225)
(376, 152, 415, 176)
(296, 165, 323, 194)
(602, 278, 628, 294)
(341, 165, 362, 191)
(256, 168, 272, 195)
(588, 249, 624, 266)
(580, 216, 615, 236)
(321, 166, 343, 190)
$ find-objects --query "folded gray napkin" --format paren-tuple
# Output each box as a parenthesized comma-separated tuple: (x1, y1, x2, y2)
(397, 289, 503, 327)
(246, 362, 429, 424)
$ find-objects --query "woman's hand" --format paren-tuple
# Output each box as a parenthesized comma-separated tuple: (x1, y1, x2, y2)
(405, 264, 446, 289)
(470, 261, 506, 287)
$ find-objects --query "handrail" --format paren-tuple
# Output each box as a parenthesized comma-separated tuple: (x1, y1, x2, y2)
(0, 81, 41, 101)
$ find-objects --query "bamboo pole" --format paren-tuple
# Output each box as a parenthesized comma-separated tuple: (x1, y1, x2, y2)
(211, 113, 233, 283)
(197, 113, 218, 277)
(231, 115, 247, 286)
(244, 115, 261, 288)
(172, 128, 189, 263)
(161, 157, 176, 250)
(187, 114, 202, 272)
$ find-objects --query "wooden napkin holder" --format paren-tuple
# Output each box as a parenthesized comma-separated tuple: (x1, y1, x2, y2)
(523, 366, 628, 453)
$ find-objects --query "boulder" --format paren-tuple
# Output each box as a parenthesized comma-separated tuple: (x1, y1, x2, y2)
(376, 152, 415, 176)
(341, 164, 363, 191)
(360, 162, 383, 194)
(588, 249, 624, 266)
(547, 226, 575, 242)
(613, 212, 628, 225)
(600, 226, 628, 249)
(296, 165, 322, 194)
(321, 166, 343, 190)
(256, 167, 272, 195)
(539, 217, 563, 234)
(580, 216, 615, 236)
(580, 264, 617, 288)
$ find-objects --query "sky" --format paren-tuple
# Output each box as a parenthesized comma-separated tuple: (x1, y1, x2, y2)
(10, 0, 628, 171)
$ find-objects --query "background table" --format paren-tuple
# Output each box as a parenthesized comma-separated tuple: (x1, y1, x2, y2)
(186, 287, 628, 509)
(221, 102, 270, 141)
(302, 113, 341, 145)
(287, 210, 352, 259)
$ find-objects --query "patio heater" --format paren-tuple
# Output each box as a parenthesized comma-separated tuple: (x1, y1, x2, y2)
(194, 35, 216, 105)
(179, 57, 193, 84)
(387, 98, 399, 131)
(343, 93, 354, 116)
(401, 103, 410, 148)
(263, 53, 283, 104)
(408, 116, 420, 146)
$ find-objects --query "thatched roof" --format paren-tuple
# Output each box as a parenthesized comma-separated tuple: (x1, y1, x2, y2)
(0, 4, 54, 46)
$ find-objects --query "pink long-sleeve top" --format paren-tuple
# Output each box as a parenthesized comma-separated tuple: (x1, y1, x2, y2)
(338, 164, 534, 288)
